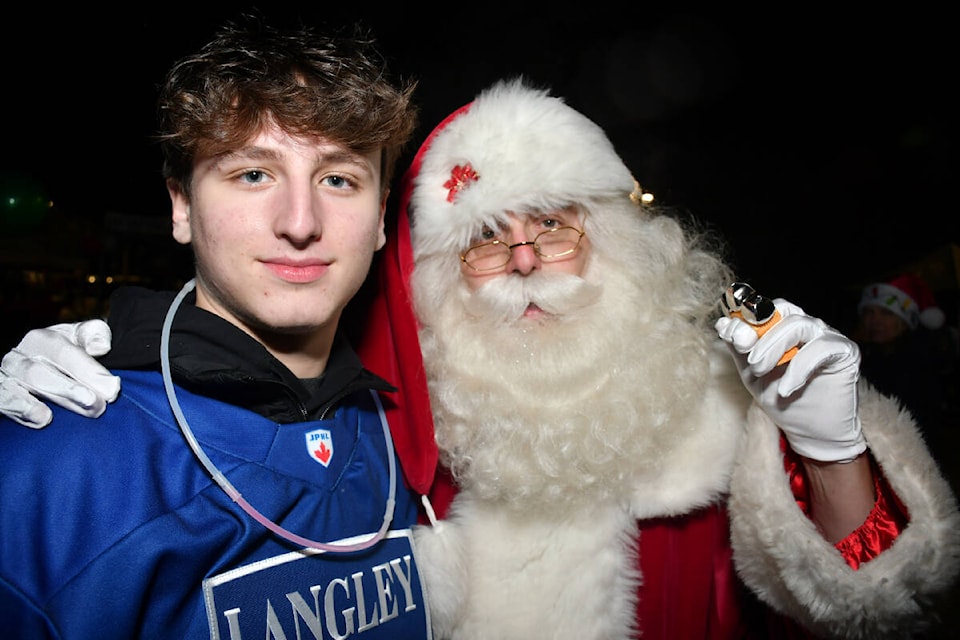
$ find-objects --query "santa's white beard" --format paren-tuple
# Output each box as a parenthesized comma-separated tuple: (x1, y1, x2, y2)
(417, 259, 712, 514)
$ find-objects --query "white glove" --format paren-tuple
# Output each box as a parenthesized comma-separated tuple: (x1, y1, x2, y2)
(0, 320, 120, 429)
(715, 298, 867, 462)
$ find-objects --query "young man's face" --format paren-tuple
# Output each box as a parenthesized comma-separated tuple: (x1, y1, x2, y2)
(170, 122, 386, 365)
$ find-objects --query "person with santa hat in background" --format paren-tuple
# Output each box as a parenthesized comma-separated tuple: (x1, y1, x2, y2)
(855, 273, 959, 473)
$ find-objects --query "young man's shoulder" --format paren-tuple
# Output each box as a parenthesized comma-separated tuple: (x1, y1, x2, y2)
(0, 369, 196, 601)
(0, 369, 167, 447)
(0, 368, 200, 521)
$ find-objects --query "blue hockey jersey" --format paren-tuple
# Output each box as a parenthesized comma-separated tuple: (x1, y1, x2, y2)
(0, 288, 431, 639)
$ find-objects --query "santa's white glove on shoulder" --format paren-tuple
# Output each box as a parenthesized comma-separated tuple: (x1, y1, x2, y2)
(715, 298, 867, 462)
(0, 320, 119, 428)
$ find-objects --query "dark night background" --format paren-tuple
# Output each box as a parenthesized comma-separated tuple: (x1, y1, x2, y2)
(1, 5, 957, 353)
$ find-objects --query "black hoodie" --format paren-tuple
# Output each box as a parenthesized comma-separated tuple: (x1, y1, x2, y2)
(98, 286, 395, 423)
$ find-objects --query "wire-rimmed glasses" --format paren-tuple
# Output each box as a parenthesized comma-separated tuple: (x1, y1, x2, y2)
(459, 226, 585, 272)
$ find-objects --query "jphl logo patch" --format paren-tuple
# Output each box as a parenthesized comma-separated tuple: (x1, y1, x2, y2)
(305, 429, 333, 467)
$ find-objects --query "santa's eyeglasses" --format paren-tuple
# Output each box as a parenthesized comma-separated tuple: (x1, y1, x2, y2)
(459, 226, 585, 272)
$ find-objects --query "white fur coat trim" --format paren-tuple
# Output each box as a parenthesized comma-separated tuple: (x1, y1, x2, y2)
(729, 383, 960, 638)
(414, 344, 751, 640)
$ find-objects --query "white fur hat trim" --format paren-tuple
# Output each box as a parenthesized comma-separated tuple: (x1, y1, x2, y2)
(410, 78, 637, 256)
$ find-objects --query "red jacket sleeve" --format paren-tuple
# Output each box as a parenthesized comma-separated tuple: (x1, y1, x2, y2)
(784, 441, 908, 569)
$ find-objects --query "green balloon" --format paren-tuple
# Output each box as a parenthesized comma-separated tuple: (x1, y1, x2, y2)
(0, 171, 51, 230)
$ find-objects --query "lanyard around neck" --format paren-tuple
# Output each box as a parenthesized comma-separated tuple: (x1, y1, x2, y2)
(160, 278, 396, 552)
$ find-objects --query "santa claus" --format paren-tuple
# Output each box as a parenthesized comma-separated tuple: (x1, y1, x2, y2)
(361, 78, 960, 639)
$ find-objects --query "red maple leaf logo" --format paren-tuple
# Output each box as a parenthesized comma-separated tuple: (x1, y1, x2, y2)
(313, 442, 332, 464)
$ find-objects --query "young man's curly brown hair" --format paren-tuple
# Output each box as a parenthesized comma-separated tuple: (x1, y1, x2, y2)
(156, 15, 418, 199)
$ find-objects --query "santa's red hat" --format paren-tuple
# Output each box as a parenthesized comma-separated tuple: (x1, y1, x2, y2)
(858, 273, 945, 330)
(407, 78, 641, 257)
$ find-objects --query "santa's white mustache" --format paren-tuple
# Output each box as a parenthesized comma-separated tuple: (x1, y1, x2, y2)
(462, 271, 602, 323)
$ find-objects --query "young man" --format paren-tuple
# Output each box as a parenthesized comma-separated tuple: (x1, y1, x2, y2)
(0, 18, 436, 639)
(5, 82, 960, 637)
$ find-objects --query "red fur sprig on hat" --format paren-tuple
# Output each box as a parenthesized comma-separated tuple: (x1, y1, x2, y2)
(444, 163, 479, 202)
